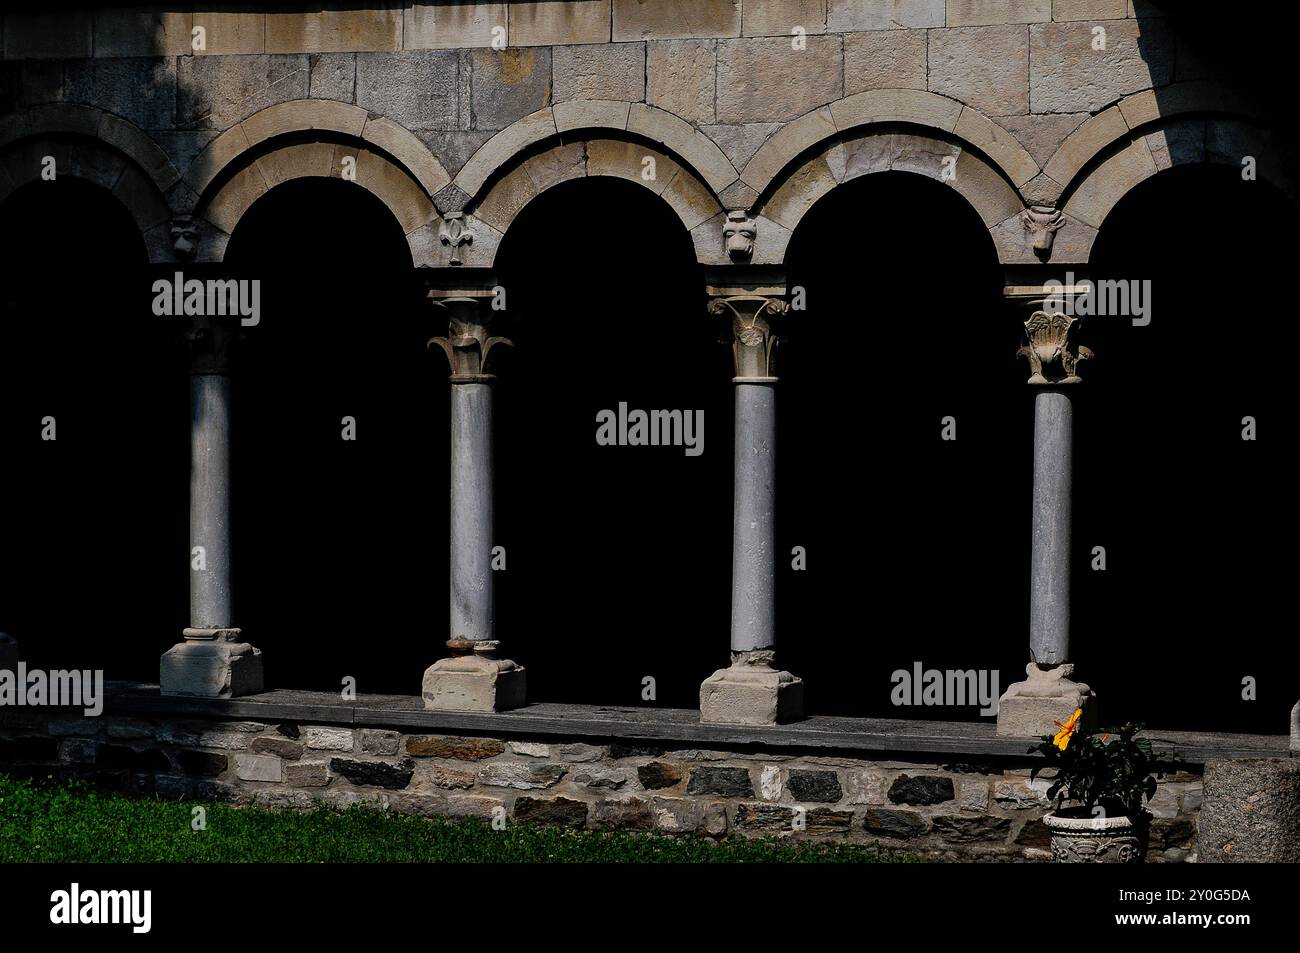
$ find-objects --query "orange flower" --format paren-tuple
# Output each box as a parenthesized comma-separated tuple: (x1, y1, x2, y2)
(1052, 708, 1083, 750)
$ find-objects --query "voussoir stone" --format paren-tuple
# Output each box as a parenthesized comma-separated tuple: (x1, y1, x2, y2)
(888, 774, 956, 805)
(687, 766, 754, 797)
(405, 735, 505, 760)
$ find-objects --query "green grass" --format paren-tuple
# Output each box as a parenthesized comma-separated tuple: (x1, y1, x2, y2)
(0, 774, 916, 863)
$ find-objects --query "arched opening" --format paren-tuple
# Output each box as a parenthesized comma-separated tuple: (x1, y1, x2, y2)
(224, 177, 432, 694)
(1083, 163, 1299, 732)
(493, 176, 728, 708)
(782, 170, 1010, 720)
(0, 177, 178, 680)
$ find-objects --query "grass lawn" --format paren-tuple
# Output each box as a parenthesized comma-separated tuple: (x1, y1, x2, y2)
(0, 774, 917, 863)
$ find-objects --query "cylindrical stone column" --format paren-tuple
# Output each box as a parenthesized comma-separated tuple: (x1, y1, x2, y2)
(161, 318, 263, 697)
(422, 293, 525, 712)
(997, 299, 1094, 735)
(700, 294, 802, 725)
(731, 381, 776, 654)
(1029, 389, 1072, 666)
(449, 381, 494, 643)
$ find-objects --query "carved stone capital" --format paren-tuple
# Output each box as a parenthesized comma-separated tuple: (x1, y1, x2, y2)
(1021, 205, 1064, 257)
(722, 210, 756, 262)
(427, 295, 511, 382)
(438, 211, 473, 266)
(709, 295, 787, 381)
(1017, 310, 1092, 385)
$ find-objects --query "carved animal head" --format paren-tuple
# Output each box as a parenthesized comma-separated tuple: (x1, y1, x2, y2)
(170, 216, 200, 261)
(1022, 205, 1065, 256)
(723, 211, 756, 261)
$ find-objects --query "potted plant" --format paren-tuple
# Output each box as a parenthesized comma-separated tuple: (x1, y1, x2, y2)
(1030, 711, 1175, 863)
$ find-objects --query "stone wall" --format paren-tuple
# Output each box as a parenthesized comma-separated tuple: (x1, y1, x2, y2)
(0, 709, 1202, 861)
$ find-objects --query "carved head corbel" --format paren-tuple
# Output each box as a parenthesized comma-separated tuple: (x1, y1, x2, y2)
(723, 210, 757, 262)
(171, 215, 200, 261)
(1022, 205, 1065, 258)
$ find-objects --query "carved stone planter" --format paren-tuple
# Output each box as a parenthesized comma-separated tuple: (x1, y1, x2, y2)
(1043, 808, 1149, 863)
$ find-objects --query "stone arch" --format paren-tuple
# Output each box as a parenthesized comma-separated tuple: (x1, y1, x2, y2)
(0, 103, 178, 260)
(184, 99, 451, 207)
(741, 90, 1040, 201)
(195, 138, 438, 265)
(458, 133, 725, 269)
(1061, 113, 1297, 246)
(749, 128, 1023, 266)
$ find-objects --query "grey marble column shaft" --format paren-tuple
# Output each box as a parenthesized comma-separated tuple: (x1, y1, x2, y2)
(731, 381, 776, 653)
(450, 381, 494, 643)
(190, 373, 233, 628)
(1029, 388, 1072, 666)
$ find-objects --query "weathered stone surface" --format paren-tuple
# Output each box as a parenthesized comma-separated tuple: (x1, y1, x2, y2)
(428, 763, 477, 789)
(591, 796, 654, 830)
(359, 729, 401, 756)
(1150, 817, 1197, 851)
(573, 766, 627, 789)
(196, 730, 251, 751)
(613, 0, 740, 41)
(510, 1, 611, 47)
(445, 794, 505, 819)
(235, 753, 283, 782)
(863, 807, 928, 838)
(610, 743, 666, 758)
(1052, 0, 1128, 20)
(356, 50, 458, 127)
(417, 130, 496, 176)
(1199, 759, 1300, 862)
(65, 58, 176, 130)
(704, 802, 729, 836)
(959, 779, 991, 811)
(947, 0, 1050, 26)
(308, 52, 356, 101)
(285, 761, 330, 787)
(888, 774, 956, 806)
(1029, 19, 1174, 114)
(513, 796, 589, 828)
(759, 765, 783, 800)
(829, 0, 943, 30)
(405, 735, 507, 760)
(702, 122, 783, 172)
(993, 113, 1087, 168)
(637, 761, 685, 789)
(806, 808, 855, 833)
(787, 769, 843, 803)
(647, 39, 717, 123)
(992, 778, 1051, 809)
(734, 802, 794, 833)
(842, 768, 889, 805)
(928, 25, 1028, 116)
(743, 0, 827, 36)
(405, 3, 505, 49)
(478, 762, 567, 789)
(251, 736, 304, 760)
(302, 727, 354, 752)
(328, 757, 415, 790)
(508, 741, 551, 758)
(178, 55, 309, 130)
(264, 6, 401, 54)
(716, 36, 842, 123)
(1014, 817, 1052, 847)
(556, 743, 605, 763)
(687, 766, 754, 797)
(653, 796, 703, 832)
(844, 28, 927, 94)
(471, 48, 552, 129)
(190, 9, 267, 54)
(553, 42, 645, 102)
(931, 814, 1013, 843)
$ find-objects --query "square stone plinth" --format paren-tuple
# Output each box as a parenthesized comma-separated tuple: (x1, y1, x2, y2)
(996, 692, 1097, 738)
(700, 665, 804, 726)
(423, 659, 526, 713)
(161, 638, 263, 697)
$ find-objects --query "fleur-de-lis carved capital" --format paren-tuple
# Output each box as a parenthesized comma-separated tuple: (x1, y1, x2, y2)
(709, 295, 788, 380)
(427, 296, 511, 382)
(1017, 310, 1092, 385)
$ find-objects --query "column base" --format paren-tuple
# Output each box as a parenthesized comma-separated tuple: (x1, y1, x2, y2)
(700, 651, 804, 726)
(0, 632, 17, 671)
(422, 641, 526, 712)
(160, 628, 264, 698)
(996, 662, 1096, 737)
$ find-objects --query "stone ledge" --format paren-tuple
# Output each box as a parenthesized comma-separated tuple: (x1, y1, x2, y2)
(100, 683, 1290, 764)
